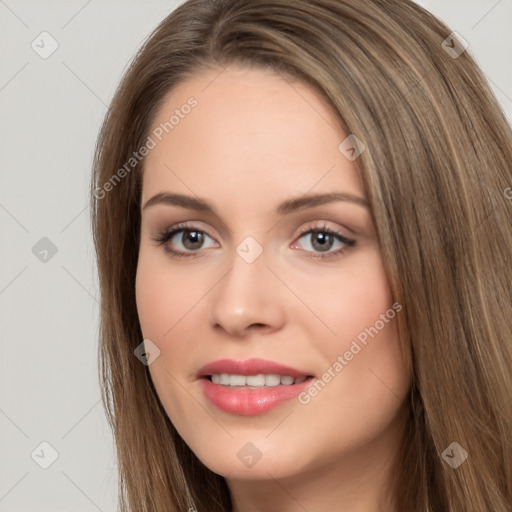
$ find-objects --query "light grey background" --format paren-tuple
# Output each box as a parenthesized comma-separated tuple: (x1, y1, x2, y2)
(1, 1, 511, 511)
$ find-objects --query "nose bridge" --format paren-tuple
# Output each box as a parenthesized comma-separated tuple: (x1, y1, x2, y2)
(209, 237, 285, 336)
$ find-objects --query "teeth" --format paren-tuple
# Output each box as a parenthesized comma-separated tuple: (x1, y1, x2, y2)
(246, 374, 266, 386)
(229, 375, 246, 386)
(209, 373, 306, 387)
(266, 374, 281, 386)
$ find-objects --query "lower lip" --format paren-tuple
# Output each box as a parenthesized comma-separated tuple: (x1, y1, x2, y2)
(200, 377, 314, 416)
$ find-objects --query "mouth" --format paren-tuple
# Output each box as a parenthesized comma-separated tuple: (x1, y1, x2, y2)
(197, 359, 315, 415)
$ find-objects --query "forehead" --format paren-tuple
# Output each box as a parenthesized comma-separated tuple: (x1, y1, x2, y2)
(141, 64, 364, 206)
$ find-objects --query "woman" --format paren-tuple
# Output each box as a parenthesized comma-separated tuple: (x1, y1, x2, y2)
(90, 0, 512, 510)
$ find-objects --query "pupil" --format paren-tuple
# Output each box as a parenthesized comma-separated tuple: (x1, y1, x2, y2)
(183, 230, 203, 250)
(312, 232, 333, 252)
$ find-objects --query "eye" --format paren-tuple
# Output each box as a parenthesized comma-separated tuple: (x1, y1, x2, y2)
(151, 221, 356, 260)
(292, 222, 356, 260)
(151, 222, 217, 258)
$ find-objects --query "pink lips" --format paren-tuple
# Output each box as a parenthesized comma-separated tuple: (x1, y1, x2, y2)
(197, 358, 314, 416)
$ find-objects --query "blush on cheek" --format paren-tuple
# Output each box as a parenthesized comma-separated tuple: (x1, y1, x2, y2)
(136, 263, 174, 338)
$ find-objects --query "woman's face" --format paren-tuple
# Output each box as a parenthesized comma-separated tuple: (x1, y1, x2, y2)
(136, 64, 411, 483)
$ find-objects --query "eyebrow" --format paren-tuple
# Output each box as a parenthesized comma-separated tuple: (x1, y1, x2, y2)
(142, 191, 370, 216)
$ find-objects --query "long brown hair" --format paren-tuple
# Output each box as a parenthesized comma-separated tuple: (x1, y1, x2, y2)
(90, 0, 512, 510)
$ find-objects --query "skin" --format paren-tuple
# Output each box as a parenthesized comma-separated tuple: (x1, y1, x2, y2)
(135, 63, 411, 512)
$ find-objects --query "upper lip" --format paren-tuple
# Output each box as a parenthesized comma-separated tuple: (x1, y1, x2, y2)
(197, 358, 313, 378)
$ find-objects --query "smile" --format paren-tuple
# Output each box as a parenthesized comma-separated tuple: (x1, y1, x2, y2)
(197, 359, 315, 415)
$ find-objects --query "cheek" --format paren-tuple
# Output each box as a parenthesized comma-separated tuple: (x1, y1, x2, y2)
(135, 250, 193, 340)
(135, 257, 195, 425)
(136, 265, 168, 340)
(301, 249, 406, 400)
(135, 251, 203, 378)
(297, 249, 396, 346)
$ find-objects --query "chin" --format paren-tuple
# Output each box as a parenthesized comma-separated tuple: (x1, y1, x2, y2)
(186, 435, 312, 481)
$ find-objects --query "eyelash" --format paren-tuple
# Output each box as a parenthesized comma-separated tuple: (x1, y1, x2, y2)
(151, 222, 356, 260)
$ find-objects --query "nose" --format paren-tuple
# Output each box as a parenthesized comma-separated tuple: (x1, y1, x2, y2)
(209, 246, 287, 338)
